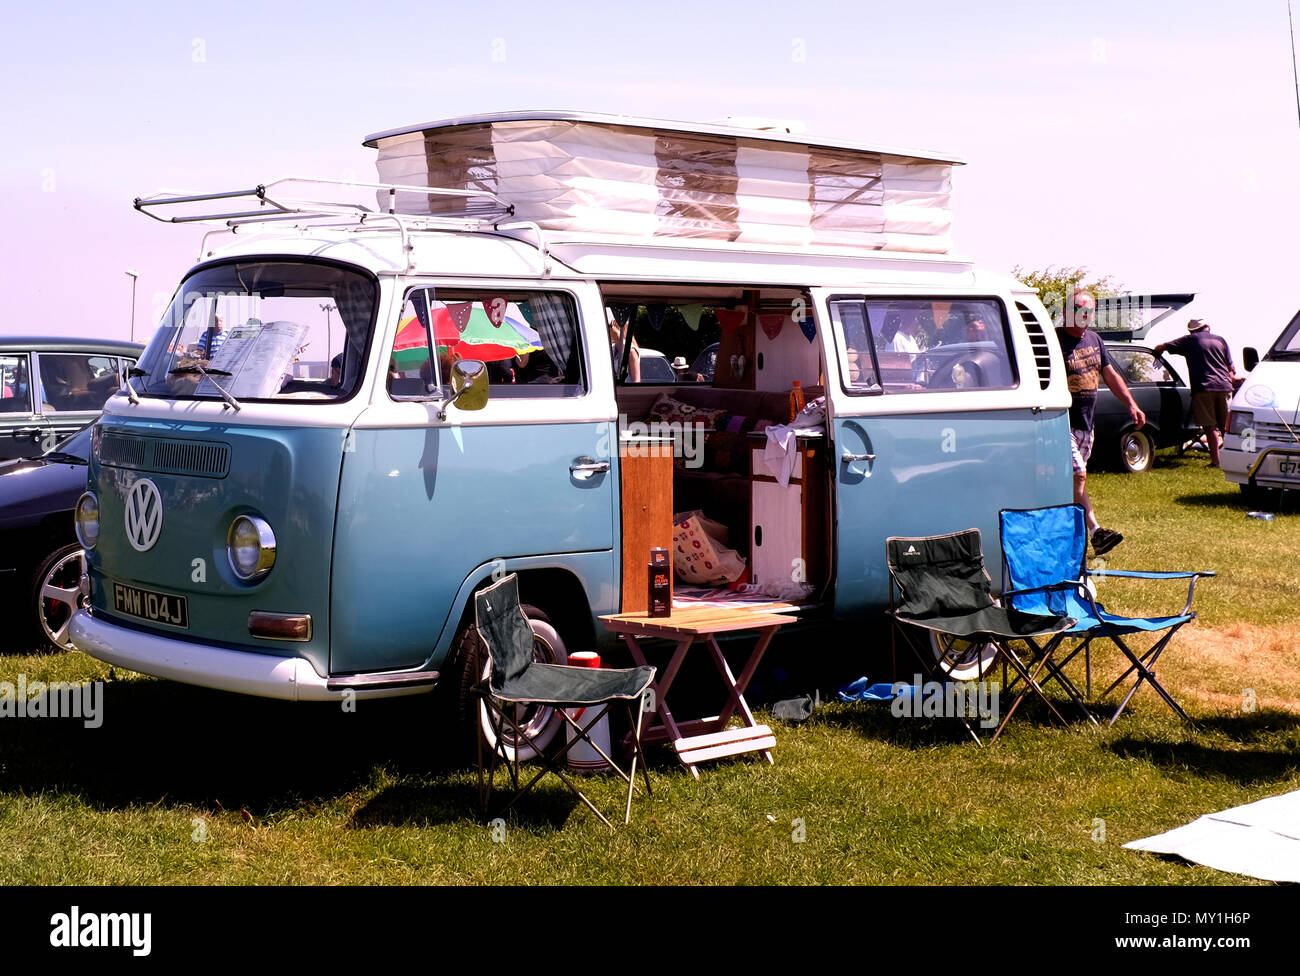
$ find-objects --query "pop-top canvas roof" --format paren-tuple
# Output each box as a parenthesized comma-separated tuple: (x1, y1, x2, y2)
(363, 111, 961, 254)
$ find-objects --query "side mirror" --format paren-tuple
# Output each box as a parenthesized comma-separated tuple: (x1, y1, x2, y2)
(1243, 347, 1259, 372)
(437, 359, 489, 419)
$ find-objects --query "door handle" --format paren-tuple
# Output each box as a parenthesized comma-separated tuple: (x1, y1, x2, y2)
(570, 456, 610, 477)
(841, 451, 876, 463)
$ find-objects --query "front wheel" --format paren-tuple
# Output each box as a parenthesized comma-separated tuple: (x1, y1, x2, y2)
(928, 631, 998, 682)
(1118, 429, 1154, 474)
(29, 544, 86, 652)
(456, 603, 569, 763)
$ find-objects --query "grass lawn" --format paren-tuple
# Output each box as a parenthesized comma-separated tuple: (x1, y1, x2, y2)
(2, 450, 1297, 885)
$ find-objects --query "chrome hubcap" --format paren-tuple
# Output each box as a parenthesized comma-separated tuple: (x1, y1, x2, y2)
(480, 632, 557, 754)
(1124, 435, 1150, 468)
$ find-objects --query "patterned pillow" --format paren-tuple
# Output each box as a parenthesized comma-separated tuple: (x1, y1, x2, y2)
(673, 511, 747, 585)
(646, 393, 726, 431)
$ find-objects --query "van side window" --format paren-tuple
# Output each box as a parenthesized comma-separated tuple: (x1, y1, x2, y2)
(390, 289, 586, 398)
(831, 297, 1018, 394)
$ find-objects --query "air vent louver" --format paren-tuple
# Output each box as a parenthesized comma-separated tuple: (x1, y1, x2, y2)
(97, 434, 230, 479)
(1017, 302, 1053, 391)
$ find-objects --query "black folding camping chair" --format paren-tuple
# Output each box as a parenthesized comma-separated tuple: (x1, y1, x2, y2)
(886, 529, 1076, 744)
(472, 574, 656, 828)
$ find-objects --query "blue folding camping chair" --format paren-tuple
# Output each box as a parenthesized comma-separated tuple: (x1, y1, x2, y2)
(999, 505, 1215, 725)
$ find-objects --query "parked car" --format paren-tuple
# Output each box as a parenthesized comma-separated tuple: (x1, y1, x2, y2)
(0, 423, 93, 651)
(1093, 342, 1196, 473)
(0, 337, 143, 461)
(635, 348, 678, 383)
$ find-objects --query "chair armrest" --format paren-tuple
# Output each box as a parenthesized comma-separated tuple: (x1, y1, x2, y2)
(1085, 569, 1215, 580)
(1003, 578, 1103, 619)
(1085, 569, 1215, 616)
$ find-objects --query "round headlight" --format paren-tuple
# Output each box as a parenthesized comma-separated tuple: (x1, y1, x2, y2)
(74, 492, 100, 549)
(227, 515, 276, 582)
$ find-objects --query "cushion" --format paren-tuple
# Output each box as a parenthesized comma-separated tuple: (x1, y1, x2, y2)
(646, 393, 726, 430)
(673, 511, 747, 585)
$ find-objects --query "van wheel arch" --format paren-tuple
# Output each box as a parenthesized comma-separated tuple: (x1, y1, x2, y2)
(443, 567, 596, 759)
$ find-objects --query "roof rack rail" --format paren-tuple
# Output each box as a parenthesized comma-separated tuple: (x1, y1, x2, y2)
(134, 176, 514, 226)
(138, 176, 546, 273)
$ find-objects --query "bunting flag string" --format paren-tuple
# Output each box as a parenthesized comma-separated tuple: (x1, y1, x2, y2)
(482, 296, 509, 327)
(714, 308, 747, 335)
(679, 303, 705, 331)
(646, 303, 668, 332)
(447, 302, 474, 333)
(609, 302, 635, 328)
(799, 316, 817, 343)
(759, 313, 786, 341)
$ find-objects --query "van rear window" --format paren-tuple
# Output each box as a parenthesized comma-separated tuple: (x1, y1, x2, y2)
(830, 298, 1018, 395)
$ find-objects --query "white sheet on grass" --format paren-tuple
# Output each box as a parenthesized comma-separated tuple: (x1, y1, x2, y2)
(1124, 789, 1300, 882)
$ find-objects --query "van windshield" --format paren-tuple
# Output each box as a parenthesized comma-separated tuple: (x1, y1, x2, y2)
(1267, 309, 1300, 359)
(133, 261, 377, 401)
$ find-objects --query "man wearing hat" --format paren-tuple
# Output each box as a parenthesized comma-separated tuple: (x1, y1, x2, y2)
(1155, 320, 1242, 468)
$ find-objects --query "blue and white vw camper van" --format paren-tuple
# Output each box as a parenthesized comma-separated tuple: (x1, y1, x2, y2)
(70, 112, 1072, 753)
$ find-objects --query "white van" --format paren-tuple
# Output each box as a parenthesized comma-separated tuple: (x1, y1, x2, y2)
(1222, 308, 1300, 498)
(69, 112, 1073, 753)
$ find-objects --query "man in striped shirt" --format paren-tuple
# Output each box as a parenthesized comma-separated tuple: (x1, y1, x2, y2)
(195, 315, 226, 359)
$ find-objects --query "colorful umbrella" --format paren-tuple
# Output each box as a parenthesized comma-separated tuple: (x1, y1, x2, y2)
(392, 305, 542, 367)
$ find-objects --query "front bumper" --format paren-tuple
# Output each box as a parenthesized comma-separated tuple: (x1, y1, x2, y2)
(68, 609, 427, 702)
(1222, 445, 1300, 488)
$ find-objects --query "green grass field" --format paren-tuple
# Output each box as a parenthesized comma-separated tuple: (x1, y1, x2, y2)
(2, 450, 1297, 885)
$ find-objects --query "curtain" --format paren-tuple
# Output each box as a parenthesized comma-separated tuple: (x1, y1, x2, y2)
(529, 293, 576, 382)
(333, 274, 378, 387)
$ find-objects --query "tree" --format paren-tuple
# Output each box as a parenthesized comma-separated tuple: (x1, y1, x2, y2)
(1012, 265, 1124, 329)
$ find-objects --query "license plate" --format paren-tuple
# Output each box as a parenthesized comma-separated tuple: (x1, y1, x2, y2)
(1270, 455, 1300, 479)
(112, 581, 189, 629)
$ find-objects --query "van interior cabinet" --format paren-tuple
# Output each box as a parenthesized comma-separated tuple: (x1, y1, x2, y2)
(749, 439, 826, 595)
(619, 437, 674, 612)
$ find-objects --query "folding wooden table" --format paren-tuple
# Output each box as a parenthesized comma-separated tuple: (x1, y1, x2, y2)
(598, 606, 795, 779)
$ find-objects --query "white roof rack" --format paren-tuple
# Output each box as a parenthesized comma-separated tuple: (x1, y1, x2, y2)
(134, 175, 514, 225)
(133, 177, 555, 272)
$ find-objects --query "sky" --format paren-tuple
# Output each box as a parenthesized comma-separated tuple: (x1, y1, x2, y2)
(3, 0, 1298, 365)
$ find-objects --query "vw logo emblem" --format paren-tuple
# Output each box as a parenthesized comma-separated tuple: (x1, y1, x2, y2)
(124, 479, 164, 552)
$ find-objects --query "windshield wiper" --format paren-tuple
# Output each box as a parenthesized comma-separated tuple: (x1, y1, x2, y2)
(124, 365, 148, 405)
(169, 364, 242, 411)
(42, 451, 86, 465)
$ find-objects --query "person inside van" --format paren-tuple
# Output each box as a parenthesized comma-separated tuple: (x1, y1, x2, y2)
(892, 311, 922, 354)
(609, 319, 641, 382)
(964, 314, 990, 344)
